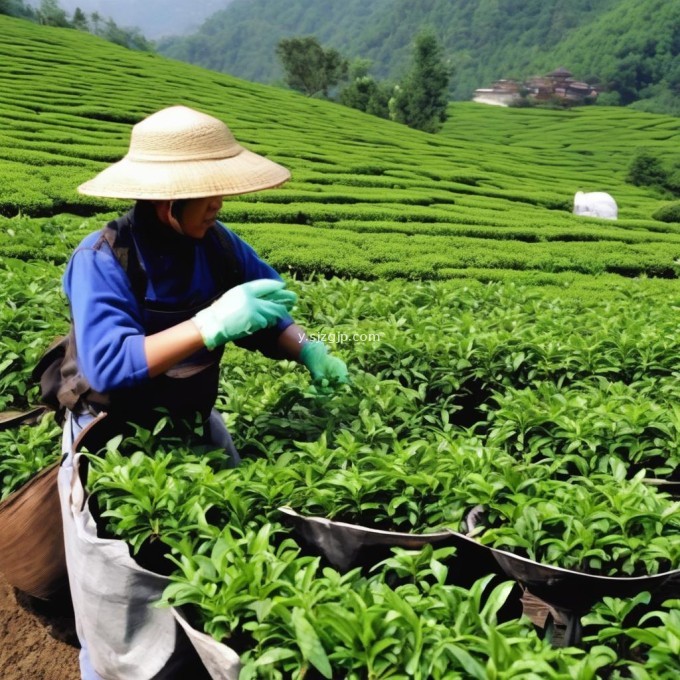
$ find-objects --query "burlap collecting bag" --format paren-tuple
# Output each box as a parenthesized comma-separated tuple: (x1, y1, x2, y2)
(0, 460, 66, 599)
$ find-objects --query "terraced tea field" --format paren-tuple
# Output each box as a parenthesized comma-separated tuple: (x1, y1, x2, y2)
(1, 15, 680, 283)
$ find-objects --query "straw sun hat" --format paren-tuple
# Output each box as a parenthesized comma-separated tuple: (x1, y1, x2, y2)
(78, 106, 290, 200)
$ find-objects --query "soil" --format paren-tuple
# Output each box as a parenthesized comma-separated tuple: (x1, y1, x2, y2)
(0, 571, 79, 680)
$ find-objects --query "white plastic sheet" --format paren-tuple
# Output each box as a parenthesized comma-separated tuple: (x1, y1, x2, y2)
(173, 609, 240, 680)
(573, 191, 618, 219)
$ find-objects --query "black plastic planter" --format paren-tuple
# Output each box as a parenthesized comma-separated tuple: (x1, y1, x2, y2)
(459, 528, 680, 647)
(279, 506, 679, 648)
(473, 537, 680, 611)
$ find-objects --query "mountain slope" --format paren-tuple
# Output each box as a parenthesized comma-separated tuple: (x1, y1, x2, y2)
(158, 0, 679, 112)
(537, 0, 680, 111)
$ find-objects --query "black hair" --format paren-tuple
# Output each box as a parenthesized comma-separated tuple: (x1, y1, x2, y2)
(170, 199, 187, 222)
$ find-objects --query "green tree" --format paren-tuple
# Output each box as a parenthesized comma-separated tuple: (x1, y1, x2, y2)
(0, 0, 35, 19)
(36, 0, 70, 27)
(72, 7, 88, 31)
(627, 148, 680, 197)
(276, 36, 348, 97)
(390, 31, 452, 133)
(628, 149, 669, 189)
(99, 17, 154, 51)
(90, 10, 101, 34)
(339, 59, 391, 118)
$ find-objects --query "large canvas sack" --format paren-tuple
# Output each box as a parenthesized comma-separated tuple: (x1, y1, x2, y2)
(59, 414, 204, 680)
(0, 461, 66, 599)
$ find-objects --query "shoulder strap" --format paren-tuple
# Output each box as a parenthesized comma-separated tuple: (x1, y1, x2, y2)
(207, 224, 245, 292)
(96, 215, 244, 302)
(96, 212, 148, 305)
(33, 216, 244, 422)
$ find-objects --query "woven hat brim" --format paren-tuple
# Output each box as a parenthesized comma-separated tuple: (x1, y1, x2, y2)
(77, 147, 291, 200)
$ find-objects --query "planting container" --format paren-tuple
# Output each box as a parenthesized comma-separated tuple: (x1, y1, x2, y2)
(279, 504, 679, 647)
(60, 413, 208, 679)
(464, 508, 680, 613)
(278, 506, 504, 585)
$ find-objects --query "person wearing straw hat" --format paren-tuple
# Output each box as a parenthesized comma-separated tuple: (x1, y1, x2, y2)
(58, 105, 348, 679)
(60, 105, 347, 443)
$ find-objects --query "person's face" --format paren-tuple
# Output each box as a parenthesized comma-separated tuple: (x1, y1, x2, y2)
(165, 195, 224, 239)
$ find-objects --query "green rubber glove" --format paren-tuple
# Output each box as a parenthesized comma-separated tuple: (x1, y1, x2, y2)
(300, 341, 349, 386)
(194, 279, 297, 350)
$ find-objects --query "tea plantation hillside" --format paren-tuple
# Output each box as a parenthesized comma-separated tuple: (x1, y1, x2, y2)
(2, 17, 680, 678)
(2, 14, 680, 285)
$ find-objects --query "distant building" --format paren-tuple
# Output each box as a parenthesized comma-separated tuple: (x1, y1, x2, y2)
(473, 67, 597, 107)
(471, 79, 520, 107)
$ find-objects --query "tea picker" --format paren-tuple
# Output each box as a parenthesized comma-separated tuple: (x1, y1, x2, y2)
(23, 105, 348, 680)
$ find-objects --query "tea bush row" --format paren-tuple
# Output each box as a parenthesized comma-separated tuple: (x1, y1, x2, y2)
(0, 258, 68, 410)
(234, 224, 680, 280)
(4, 272, 680, 445)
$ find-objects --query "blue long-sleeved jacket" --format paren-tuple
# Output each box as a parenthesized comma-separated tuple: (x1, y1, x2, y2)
(63, 211, 292, 393)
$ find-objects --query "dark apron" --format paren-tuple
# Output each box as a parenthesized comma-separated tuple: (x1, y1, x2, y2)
(105, 297, 225, 431)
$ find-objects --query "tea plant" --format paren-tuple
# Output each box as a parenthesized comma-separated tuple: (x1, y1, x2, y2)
(473, 472, 680, 576)
(0, 258, 66, 410)
(581, 592, 653, 660)
(619, 600, 680, 677)
(482, 379, 680, 478)
(161, 530, 611, 679)
(0, 411, 61, 501)
(583, 596, 680, 677)
(78, 275, 680, 674)
(86, 423, 250, 553)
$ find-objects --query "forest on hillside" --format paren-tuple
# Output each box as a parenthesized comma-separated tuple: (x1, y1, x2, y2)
(159, 0, 680, 115)
(20, 0, 230, 39)
(3, 0, 679, 115)
(0, 0, 153, 49)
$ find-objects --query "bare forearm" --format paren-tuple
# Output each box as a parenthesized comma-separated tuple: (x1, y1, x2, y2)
(145, 321, 308, 378)
(144, 320, 206, 378)
(276, 323, 308, 361)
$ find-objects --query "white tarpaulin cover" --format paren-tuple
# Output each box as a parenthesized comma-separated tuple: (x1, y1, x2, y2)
(573, 191, 618, 219)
